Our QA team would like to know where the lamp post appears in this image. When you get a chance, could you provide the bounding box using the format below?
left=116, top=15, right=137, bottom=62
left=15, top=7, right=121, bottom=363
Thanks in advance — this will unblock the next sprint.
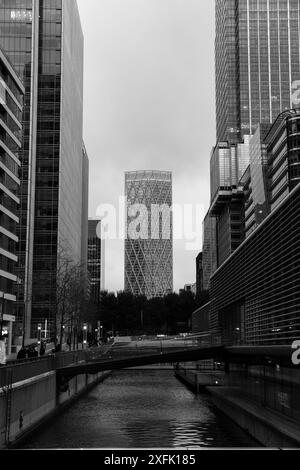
left=37, top=323, right=42, bottom=345
left=83, top=323, right=88, bottom=349
left=0, top=292, right=4, bottom=338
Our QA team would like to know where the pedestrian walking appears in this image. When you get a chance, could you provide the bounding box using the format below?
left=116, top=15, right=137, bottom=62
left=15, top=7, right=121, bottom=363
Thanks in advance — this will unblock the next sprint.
left=17, top=347, right=28, bottom=360
left=40, top=342, right=46, bottom=356
left=28, top=345, right=38, bottom=358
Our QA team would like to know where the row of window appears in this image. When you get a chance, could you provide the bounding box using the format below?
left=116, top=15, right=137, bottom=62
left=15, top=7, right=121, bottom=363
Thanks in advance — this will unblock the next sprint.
left=0, top=275, right=14, bottom=295
left=0, top=253, right=16, bottom=274
left=0, top=61, right=23, bottom=105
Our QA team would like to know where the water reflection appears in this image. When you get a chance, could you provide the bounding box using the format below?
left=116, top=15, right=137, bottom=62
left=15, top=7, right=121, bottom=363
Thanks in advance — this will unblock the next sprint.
left=22, top=370, right=258, bottom=448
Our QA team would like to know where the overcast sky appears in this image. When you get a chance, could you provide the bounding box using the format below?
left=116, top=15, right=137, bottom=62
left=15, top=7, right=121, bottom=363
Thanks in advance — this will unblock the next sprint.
left=77, top=0, right=216, bottom=293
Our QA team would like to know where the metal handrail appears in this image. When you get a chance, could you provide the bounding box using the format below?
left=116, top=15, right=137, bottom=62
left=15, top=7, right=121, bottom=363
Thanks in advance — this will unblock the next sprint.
left=0, top=348, right=97, bottom=387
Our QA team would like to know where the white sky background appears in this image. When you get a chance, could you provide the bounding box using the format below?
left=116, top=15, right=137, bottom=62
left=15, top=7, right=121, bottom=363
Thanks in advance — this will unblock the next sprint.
left=77, top=0, right=216, bottom=293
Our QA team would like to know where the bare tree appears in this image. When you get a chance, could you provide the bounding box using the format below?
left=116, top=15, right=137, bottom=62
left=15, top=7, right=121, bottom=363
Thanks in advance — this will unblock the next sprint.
left=54, top=247, right=88, bottom=350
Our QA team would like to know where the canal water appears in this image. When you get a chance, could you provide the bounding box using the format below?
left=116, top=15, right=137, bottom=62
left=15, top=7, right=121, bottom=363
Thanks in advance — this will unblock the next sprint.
left=21, top=370, right=258, bottom=448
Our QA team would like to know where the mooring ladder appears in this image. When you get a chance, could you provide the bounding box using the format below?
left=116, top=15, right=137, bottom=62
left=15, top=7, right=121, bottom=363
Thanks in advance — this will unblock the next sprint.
left=1, top=368, right=13, bottom=447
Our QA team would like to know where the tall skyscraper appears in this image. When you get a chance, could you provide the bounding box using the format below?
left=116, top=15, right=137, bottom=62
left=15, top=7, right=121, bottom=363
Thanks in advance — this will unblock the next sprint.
left=88, top=219, right=105, bottom=304
left=0, top=0, right=87, bottom=339
left=216, top=0, right=300, bottom=143
left=210, top=110, right=300, bottom=345
left=125, top=170, right=173, bottom=299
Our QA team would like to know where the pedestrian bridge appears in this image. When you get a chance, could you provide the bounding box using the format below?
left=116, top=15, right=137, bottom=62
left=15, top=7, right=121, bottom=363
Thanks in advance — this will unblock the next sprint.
left=0, top=335, right=295, bottom=390
left=56, top=336, right=296, bottom=386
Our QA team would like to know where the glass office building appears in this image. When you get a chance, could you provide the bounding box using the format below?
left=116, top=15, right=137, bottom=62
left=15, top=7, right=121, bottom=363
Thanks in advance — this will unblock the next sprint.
left=195, top=252, right=203, bottom=297
left=243, top=123, right=270, bottom=237
left=210, top=137, right=250, bottom=265
left=266, top=109, right=300, bottom=210
left=243, top=110, right=300, bottom=236
left=88, top=219, right=105, bottom=305
left=0, top=47, right=24, bottom=353
left=0, top=0, right=87, bottom=339
left=216, top=0, right=300, bottom=143
left=202, top=211, right=218, bottom=291
left=81, top=143, right=89, bottom=282
left=210, top=182, right=300, bottom=344
left=209, top=109, right=300, bottom=344
left=125, top=171, right=173, bottom=299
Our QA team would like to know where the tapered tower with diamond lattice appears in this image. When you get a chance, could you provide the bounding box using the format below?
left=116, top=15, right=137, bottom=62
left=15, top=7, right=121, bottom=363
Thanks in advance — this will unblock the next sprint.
left=125, top=171, right=173, bottom=298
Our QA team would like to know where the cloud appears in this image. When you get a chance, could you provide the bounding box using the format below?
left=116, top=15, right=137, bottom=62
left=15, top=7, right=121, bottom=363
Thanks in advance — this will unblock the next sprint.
left=77, top=0, right=215, bottom=292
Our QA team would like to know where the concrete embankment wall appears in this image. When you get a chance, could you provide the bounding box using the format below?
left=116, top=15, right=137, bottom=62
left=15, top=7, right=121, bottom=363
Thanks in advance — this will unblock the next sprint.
left=0, top=370, right=110, bottom=449
left=175, top=367, right=300, bottom=448
left=208, top=386, right=300, bottom=448
left=175, top=368, right=224, bottom=393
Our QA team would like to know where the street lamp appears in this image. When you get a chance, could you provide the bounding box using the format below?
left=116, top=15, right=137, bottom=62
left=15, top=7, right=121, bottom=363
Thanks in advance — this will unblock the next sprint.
left=37, top=324, right=42, bottom=345
left=0, top=292, right=5, bottom=338
left=83, top=324, right=88, bottom=348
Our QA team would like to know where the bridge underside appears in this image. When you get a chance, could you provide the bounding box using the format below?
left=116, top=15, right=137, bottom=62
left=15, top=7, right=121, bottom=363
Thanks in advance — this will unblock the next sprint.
left=56, top=345, right=296, bottom=384
left=57, top=346, right=225, bottom=380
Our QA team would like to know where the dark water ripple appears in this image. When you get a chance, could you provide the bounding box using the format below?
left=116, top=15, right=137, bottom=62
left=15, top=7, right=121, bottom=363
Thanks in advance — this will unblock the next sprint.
left=21, top=370, right=258, bottom=449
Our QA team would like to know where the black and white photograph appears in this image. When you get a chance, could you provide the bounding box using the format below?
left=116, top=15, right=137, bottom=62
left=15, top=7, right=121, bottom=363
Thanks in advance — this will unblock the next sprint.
left=0, top=0, right=300, bottom=454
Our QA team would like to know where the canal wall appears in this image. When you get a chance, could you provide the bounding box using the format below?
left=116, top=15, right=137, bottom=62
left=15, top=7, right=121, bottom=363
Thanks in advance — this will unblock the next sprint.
left=175, top=367, right=225, bottom=393
left=0, top=369, right=111, bottom=449
left=175, top=365, right=300, bottom=448
left=208, top=386, right=300, bottom=448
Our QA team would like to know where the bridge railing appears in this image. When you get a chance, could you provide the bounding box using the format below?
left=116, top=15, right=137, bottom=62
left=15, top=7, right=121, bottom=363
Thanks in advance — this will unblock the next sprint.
left=90, top=333, right=224, bottom=363
left=0, top=348, right=105, bottom=387
left=0, top=355, right=56, bottom=388
left=0, top=334, right=225, bottom=386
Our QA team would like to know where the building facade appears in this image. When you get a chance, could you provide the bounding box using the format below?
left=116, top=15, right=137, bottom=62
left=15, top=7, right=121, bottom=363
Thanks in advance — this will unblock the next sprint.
left=195, top=252, right=203, bottom=297
left=197, top=0, right=300, bottom=355
left=210, top=181, right=300, bottom=345
left=125, top=170, right=173, bottom=298
left=88, top=219, right=105, bottom=305
left=209, top=137, right=250, bottom=265
left=202, top=211, right=218, bottom=291
left=211, top=109, right=300, bottom=267
left=244, top=110, right=300, bottom=234
left=209, top=109, right=300, bottom=344
left=266, top=109, right=300, bottom=209
left=216, top=0, right=300, bottom=144
left=0, top=0, right=87, bottom=339
left=81, top=143, right=89, bottom=282
left=191, top=302, right=211, bottom=334
left=0, top=48, right=24, bottom=354
left=183, top=283, right=197, bottom=295
left=243, top=123, right=270, bottom=237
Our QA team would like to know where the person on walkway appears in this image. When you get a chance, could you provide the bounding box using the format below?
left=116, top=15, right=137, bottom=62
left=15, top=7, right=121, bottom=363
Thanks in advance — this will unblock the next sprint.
left=40, top=342, right=46, bottom=356
left=17, top=347, right=28, bottom=360
left=28, top=345, right=38, bottom=358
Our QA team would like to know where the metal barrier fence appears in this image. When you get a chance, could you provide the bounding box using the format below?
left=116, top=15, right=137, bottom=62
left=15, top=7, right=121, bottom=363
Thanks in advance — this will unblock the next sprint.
left=0, top=356, right=56, bottom=388
left=0, top=349, right=100, bottom=388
